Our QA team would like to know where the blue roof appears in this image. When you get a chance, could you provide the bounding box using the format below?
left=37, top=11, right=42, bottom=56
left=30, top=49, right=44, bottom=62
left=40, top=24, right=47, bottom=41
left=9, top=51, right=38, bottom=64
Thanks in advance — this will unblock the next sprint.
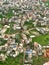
left=26, top=49, right=32, bottom=54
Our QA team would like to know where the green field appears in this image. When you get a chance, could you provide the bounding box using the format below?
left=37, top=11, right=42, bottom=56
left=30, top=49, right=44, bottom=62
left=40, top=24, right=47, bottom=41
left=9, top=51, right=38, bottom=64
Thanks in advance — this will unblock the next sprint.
left=32, top=34, right=49, bottom=46
left=0, top=53, right=23, bottom=65
left=33, top=56, right=49, bottom=65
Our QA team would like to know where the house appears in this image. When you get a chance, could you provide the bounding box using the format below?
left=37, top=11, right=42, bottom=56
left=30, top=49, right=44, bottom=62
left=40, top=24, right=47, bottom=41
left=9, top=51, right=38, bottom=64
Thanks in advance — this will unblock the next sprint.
left=1, top=45, right=7, bottom=51
left=40, top=21, right=47, bottom=26
left=3, top=34, right=10, bottom=40
left=24, top=48, right=33, bottom=65
left=42, top=0, right=47, bottom=2
left=0, top=54, right=7, bottom=61
left=18, top=43, right=23, bottom=53
left=34, top=42, right=42, bottom=55
left=43, top=62, right=49, bottom=65
left=36, top=27, right=49, bottom=34
left=30, top=35, right=35, bottom=38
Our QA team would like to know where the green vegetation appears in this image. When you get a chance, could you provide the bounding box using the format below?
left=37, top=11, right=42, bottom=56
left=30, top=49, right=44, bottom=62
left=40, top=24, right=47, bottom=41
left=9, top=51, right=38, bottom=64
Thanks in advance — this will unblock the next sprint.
left=24, top=20, right=34, bottom=29
left=5, top=10, right=14, bottom=19
left=33, top=56, right=49, bottom=65
left=32, top=34, right=49, bottom=46
left=0, top=15, right=4, bottom=18
left=45, top=0, right=49, bottom=6
left=15, top=33, right=22, bottom=43
left=0, top=24, right=3, bottom=28
left=5, top=28, right=16, bottom=34
left=0, top=38, right=7, bottom=46
left=0, top=53, right=23, bottom=65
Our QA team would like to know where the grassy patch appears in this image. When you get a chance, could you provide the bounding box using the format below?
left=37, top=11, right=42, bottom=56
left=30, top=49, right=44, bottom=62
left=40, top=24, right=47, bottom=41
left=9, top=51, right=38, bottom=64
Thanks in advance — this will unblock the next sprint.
left=33, top=56, right=49, bottom=65
left=32, top=34, right=49, bottom=45
left=0, top=38, right=7, bottom=46
left=0, top=53, right=23, bottom=65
